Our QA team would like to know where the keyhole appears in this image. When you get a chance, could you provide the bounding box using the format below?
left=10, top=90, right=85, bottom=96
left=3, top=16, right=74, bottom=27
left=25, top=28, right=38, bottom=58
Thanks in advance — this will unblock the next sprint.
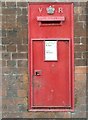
left=34, top=70, right=41, bottom=76
left=36, top=71, right=40, bottom=76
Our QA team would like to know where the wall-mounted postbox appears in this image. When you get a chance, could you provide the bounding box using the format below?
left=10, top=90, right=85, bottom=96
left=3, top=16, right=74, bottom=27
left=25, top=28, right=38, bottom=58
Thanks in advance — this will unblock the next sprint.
left=28, top=3, right=74, bottom=111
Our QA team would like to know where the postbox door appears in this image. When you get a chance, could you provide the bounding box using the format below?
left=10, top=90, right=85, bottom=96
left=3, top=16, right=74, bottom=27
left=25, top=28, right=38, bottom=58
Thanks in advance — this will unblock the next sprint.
left=31, top=39, right=71, bottom=108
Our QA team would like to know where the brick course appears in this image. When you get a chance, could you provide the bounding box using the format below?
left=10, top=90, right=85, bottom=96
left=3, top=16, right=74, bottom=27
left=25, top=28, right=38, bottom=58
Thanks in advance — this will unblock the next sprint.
left=1, top=1, right=87, bottom=119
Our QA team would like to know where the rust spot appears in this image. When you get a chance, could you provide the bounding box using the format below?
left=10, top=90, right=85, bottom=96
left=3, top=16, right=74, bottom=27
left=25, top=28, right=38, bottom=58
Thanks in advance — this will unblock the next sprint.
left=33, top=80, right=42, bottom=89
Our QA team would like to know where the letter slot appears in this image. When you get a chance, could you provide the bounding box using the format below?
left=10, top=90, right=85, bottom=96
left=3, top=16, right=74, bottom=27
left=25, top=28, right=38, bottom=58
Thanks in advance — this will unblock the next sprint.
left=37, top=16, right=65, bottom=25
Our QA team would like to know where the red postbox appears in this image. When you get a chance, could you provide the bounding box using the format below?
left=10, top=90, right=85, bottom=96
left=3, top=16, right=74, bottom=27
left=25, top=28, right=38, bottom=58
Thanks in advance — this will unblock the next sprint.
left=28, top=3, right=74, bottom=111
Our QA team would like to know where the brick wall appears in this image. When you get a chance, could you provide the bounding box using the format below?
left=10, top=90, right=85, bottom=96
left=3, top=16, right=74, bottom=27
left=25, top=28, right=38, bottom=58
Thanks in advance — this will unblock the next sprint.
left=1, top=2, right=88, bottom=118
left=74, top=2, right=86, bottom=66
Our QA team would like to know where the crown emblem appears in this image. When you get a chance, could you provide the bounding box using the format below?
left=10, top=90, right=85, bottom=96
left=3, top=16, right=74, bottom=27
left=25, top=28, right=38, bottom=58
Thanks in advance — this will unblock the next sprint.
left=46, top=6, right=55, bottom=14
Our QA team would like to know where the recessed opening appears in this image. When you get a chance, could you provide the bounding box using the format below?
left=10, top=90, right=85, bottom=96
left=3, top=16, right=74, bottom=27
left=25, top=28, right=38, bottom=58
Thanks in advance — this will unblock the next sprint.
left=40, top=21, right=62, bottom=26
left=32, top=106, right=71, bottom=109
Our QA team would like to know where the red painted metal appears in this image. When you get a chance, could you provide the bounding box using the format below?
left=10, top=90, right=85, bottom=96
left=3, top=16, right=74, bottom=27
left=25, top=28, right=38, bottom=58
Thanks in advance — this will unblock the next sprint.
left=37, top=16, right=65, bottom=21
left=28, top=2, right=74, bottom=111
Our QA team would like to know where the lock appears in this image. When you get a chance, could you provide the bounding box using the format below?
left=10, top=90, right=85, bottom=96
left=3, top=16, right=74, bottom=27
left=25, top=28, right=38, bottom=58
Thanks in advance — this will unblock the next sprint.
left=34, top=70, right=41, bottom=76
